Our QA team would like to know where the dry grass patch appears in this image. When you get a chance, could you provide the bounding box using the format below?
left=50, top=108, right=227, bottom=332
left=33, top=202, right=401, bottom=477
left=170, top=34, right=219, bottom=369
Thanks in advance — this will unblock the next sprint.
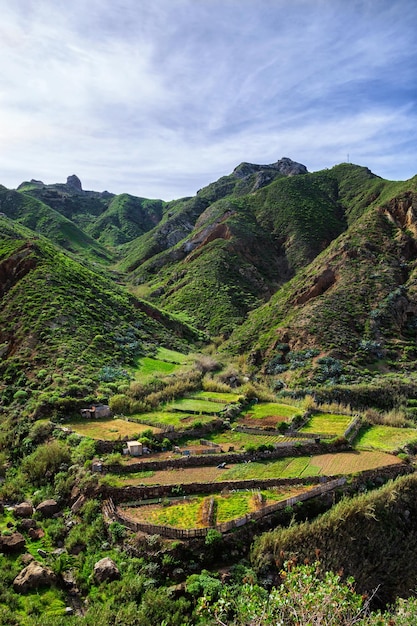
left=65, top=418, right=161, bottom=440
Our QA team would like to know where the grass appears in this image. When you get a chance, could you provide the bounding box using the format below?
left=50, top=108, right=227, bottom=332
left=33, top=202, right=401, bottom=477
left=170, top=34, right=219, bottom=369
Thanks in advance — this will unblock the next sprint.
left=241, top=402, right=303, bottom=421
left=354, top=424, right=417, bottom=452
left=64, top=418, right=161, bottom=439
left=135, top=357, right=181, bottom=379
left=129, top=410, right=217, bottom=429
left=180, top=430, right=300, bottom=451
left=156, top=347, right=193, bottom=364
left=299, top=413, right=353, bottom=436
left=189, top=390, right=243, bottom=403
left=166, top=397, right=227, bottom=413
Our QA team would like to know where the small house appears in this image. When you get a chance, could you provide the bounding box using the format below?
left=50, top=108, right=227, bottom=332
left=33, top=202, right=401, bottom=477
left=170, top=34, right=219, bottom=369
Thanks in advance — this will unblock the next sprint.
left=127, top=441, right=143, bottom=457
left=80, top=404, right=111, bottom=419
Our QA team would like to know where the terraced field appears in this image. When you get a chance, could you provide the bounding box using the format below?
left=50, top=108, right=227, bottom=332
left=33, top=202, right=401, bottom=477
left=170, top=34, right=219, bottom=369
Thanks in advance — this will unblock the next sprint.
left=107, top=450, right=401, bottom=487
left=354, top=424, right=417, bottom=452
left=129, top=410, right=218, bottom=429
left=64, top=418, right=161, bottom=439
left=299, top=412, right=353, bottom=436
left=180, top=430, right=304, bottom=451
left=121, top=485, right=314, bottom=528
left=167, top=397, right=228, bottom=413
left=238, top=402, right=303, bottom=428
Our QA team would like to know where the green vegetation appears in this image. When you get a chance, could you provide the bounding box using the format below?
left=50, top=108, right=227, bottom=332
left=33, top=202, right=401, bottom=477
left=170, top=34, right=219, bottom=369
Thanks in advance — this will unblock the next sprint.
left=2, top=163, right=417, bottom=624
left=166, top=397, right=227, bottom=413
left=299, top=412, right=353, bottom=436
left=354, top=424, right=417, bottom=452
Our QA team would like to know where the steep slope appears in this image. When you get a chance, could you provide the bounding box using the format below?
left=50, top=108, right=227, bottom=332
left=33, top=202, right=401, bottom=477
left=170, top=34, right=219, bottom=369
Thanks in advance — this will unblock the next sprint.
left=0, top=218, right=202, bottom=419
left=0, top=185, right=112, bottom=263
left=17, top=176, right=165, bottom=251
left=226, top=174, right=417, bottom=390
left=87, top=194, right=164, bottom=246
left=121, top=163, right=382, bottom=336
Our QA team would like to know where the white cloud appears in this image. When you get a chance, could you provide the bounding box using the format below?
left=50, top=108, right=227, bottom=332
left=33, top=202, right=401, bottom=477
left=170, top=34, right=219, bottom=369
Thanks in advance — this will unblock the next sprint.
left=0, top=0, right=416, bottom=198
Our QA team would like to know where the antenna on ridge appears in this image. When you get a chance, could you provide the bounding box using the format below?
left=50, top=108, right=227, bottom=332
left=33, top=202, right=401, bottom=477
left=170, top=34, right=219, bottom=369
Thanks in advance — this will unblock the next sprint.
left=347, top=153, right=350, bottom=163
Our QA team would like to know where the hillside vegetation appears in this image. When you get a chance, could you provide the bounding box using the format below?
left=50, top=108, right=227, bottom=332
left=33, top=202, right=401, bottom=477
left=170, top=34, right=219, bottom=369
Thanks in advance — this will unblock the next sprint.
left=3, top=161, right=417, bottom=624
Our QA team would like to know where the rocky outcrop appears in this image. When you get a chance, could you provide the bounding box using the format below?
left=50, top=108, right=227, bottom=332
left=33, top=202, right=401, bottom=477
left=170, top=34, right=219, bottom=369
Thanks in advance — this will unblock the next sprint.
left=14, top=502, right=34, bottom=518
left=66, top=174, right=82, bottom=191
left=294, top=268, right=336, bottom=305
left=0, top=532, right=26, bottom=553
left=35, top=499, right=59, bottom=517
left=233, top=157, right=308, bottom=180
left=13, top=561, right=56, bottom=593
left=93, top=557, right=120, bottom=583
left=0, top=244, right=38, bottom=300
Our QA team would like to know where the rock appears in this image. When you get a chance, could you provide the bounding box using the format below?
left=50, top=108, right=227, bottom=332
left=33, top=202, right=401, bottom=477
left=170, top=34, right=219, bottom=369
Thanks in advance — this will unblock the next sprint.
left=29, top=528, right=45, bottom=541
left=13, top=561, right=56, bottom=593
left=20, top=553, right=34, bottom=566
left=14, top=502, right=34, bottom=518
left=36, top=499, right=59, bottom=517
left=93, top=557, right=120, bottom=584
left=37, top=548, right=48, bottom=558
left=0, top=532, right=26, bottom=553
left=18, top=519, right=37, bottom=531
left=66, top=174, right=82, bottom=191
left=71, top=495, right=86, bottom=515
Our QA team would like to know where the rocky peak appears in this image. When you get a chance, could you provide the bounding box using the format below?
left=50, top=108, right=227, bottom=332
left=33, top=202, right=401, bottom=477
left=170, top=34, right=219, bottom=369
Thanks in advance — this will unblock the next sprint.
left=66, top=174, right=82, bottom=191
left=232, top=157, right=307, bottom=180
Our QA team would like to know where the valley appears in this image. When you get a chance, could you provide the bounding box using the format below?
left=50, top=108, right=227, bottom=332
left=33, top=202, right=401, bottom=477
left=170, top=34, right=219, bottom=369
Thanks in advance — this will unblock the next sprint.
left=2, top=160, right=417, bottom=623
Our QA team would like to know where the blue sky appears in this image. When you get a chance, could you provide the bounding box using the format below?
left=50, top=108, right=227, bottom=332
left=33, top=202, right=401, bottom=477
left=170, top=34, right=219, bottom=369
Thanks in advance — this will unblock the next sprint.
left=1, top=0, right=416, bottom=199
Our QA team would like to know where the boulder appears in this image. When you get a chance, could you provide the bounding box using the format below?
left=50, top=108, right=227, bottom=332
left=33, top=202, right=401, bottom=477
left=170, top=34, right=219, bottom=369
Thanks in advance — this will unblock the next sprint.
left=14, top=502, right=34, bottom=518
left=36, top=499, right=59, bottom=517
left=13, top=561, right=56, bottom=593
left=93, top=557, right=120, bottom=584
left=29, top=528, right=45, bottom=541
left=0, top=532, right=26, bottom=553
left=20, top=553, right=34, bottom=566
left=18, top=519, right=37, bottom=531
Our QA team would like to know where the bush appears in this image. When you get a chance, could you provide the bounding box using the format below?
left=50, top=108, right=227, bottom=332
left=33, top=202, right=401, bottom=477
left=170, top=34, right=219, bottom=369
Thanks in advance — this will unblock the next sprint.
left=22, top=441, right=71, bottom=486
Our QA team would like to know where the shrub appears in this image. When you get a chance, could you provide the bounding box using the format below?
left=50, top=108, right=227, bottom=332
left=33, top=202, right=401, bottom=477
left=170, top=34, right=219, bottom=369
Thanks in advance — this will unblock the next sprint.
left=22, top=440, right=71, bottom=486
left=205, top=528, right=222, bottom=547
left=194, top=355, right=222, bottom=373
left=109, top=393, right=131, bottom=414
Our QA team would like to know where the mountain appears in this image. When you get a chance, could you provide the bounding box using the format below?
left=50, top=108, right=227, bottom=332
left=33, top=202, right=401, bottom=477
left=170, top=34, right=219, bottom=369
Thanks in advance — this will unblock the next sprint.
left=4, top=159, right=417, bottom=397
left=0, top=218, right=202, bottom=420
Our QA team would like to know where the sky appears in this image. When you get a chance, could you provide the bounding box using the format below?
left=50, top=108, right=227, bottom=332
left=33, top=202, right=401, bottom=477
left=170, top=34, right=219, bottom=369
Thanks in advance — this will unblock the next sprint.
left=1, top=0, right=417, bottom=200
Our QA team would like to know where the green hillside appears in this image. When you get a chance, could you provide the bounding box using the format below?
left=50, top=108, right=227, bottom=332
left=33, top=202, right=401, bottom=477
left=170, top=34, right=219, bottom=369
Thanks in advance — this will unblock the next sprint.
left=0, top=218, right=201, bottom=421
left=0, top=186, right=112, bottom=263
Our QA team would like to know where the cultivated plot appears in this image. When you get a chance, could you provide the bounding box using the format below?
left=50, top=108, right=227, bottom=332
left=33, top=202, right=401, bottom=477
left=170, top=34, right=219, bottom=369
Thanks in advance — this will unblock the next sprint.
left=299, top=412, right=352, bottom=436
left=354, top=425, right=417, bottom=452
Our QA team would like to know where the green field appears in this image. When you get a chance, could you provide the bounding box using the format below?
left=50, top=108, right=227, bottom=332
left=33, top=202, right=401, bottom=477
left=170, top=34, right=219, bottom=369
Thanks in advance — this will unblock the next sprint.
left=129, top=410, right=217, bottom=429
left=181, top=430, right=301, bottom=451
left=241, top=402, right=302, bottom=420
left=299, top=412, right=353, bottom=436
left=354, top=425, right=417, bottom=452
left=166, top=397, right=227, bottom=413
left=133, top=347, right=193, bottom=381
left=122, top=486, right=310, bottom=528
left=64, top=418, right=161, bottom=440
left=135, top=357, right=180, bottom=379
left=189, top=390, right=243, bottom=403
